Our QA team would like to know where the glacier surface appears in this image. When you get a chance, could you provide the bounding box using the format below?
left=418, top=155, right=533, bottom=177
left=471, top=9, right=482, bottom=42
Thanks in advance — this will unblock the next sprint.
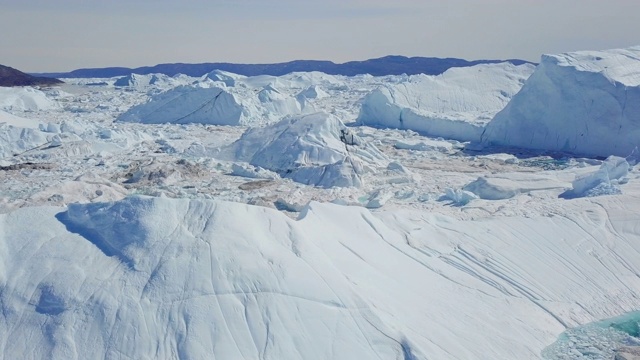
left=2, top=48, right=640, bottom=359
left=3, top=195, right=640, bottom=359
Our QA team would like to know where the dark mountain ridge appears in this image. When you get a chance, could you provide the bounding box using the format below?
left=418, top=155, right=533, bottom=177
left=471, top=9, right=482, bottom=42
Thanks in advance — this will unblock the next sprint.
left=34, top=55, right=534, bottom=79
left=0, top=64, right=63, bottom=87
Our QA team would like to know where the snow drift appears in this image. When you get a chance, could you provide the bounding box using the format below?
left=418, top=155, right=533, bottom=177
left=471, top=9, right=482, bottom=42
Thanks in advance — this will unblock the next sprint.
left=481, top=46, right=640, bottom=158
left=356, top=62, right=534, bottom=142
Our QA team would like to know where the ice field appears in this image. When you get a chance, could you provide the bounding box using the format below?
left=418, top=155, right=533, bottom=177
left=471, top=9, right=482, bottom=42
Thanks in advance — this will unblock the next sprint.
left=2, top=47, right=640, bottom=359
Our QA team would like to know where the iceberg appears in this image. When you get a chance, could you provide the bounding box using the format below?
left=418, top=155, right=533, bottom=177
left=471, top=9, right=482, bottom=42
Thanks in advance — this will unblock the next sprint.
left=482, top=46, right=640, bottom=158
left=357, top=62, right=534, bottom=141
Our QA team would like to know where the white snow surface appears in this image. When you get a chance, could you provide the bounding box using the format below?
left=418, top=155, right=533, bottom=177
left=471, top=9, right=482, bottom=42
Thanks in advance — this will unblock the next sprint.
left=117, top=71, right=355, bottom=127
left=481, top=46, right=640, bottom=157
left=0, top=87, right=60, bottom=111
left=113, top=73, right=191, bottom=90
left=218, top=112, right=387, bottom=188
left=357, top=62, right=535, bottom=141
left=563, top=156, right=630, bottom=198
left=4, top=194, right=640, bottom=359
left=3, top=49, right=640, bottom=359
left=118, top=85, right=246, bottom=126
left=297, top=85, right=328, bottom=100
left=117, top=83, right=306, bottom=126
left=0, top=110, right=40, bottom=129
left=203, top=69, right=246, bottom=87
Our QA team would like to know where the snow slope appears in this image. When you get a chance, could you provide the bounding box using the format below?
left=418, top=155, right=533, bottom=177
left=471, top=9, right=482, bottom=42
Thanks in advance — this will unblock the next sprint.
left=204, top=69, right=245, bottom=87
left=357, top=62, right=535, bottom=141
left=0, top=110, right=40, bottom=129
left=114, top=73, right=190, bottom=90
left=481, top=47, right=640, bottom=157
left=3, top=195, right=640, bottom=359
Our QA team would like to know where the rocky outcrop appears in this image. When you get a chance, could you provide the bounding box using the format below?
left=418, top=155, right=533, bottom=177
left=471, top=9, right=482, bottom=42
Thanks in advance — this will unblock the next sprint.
left=0, top=64, right=63, bottom=87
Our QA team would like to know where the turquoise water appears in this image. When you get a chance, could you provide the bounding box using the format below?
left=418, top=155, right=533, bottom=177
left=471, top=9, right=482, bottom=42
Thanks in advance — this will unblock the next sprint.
left=542, top=311, right=640, bottom=359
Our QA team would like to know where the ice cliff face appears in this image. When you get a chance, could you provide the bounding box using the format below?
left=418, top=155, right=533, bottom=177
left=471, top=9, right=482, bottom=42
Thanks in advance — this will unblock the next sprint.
left=482, top=46, right=640, bottom=158
left=356, top=62, right=534, bottom=142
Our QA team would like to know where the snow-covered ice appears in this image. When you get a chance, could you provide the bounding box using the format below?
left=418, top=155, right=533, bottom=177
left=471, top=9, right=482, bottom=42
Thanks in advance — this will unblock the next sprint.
left=561, top=156, right=630, bottom=198
left=0, top=110, right=40, bottom=129
left=217, top=112, right=387, bottom=188
left=5, top=194, right=640, bottom=359
left=2, top=48, right=640, bottom=359
left=482, top=46, right=640, bottom=158
left=118, top=85, right=247, bottom=126
left=0, top=86, right=59, bottom=111
left=113, top=73, right=191, bottom=91
left=357, top=62, right=535, bottom=141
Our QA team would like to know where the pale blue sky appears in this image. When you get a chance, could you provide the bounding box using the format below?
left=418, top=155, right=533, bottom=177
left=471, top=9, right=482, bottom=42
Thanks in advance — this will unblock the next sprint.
left=1, top=0, right=638, bottom=72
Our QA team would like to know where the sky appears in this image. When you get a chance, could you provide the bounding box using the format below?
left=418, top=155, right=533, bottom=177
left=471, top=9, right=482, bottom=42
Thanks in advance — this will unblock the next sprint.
left=1, top=0, right=639, bottom=72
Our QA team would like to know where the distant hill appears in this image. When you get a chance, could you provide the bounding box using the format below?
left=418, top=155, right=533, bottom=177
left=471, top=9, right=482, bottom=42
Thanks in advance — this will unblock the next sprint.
left=34, top=56, right=534, bottom=78
left=0, top=64, right=63, bottom=87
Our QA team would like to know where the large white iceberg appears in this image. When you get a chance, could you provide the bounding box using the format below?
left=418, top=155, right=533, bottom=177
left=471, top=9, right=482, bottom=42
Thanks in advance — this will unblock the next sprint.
left=220, top=112, right=387, bottom=187
left=481, top=46, right=640, bottom=158
left=117, top=83, right=308, bottom=126
left=356, top=62, right=535, bottom=142
left=117, top=85, right=245, bottom=125
left=0, top=110, right=40, bottom=129
left=0, top=87, right=59, bottom=111
left=113, top=73, right=190, bottom=90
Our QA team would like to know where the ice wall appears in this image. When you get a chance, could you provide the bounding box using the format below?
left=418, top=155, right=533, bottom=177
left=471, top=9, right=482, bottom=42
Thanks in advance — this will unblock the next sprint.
left=481, top=47, right=640, bottom=157
left=356, top=63, right=534, bottom=142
